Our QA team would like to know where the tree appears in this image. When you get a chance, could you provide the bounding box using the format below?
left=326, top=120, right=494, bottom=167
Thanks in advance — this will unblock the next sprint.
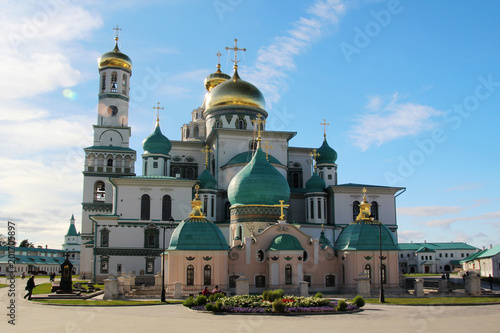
left=19, top=239, right=35, bottom=248
left=0, top=234, right=15, bottom=246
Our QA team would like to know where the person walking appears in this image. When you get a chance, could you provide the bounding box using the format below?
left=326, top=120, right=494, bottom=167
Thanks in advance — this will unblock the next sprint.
left=24, top=275, right=36, bottom=300
left=488, top=274, right=493, bottom=290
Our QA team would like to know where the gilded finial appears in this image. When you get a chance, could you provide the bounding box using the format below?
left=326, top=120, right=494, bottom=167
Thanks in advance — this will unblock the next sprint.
left=194, top=184, right=200, bottom=199
left=355, top=188, right=372, bottom=222
left=310, top=149, right=320, bottom=172
left=113, top=25, right=122, bottom=42
left=320, top=119, right=330, bottom=140
left=189, top=184, right=205, bottom=218
left=263, top=141, right=273, bottom=161
left=274, top=200, right=290, bottom=221
left=321, top=224, right=324, bottom=231
left=251, top=114, right=266, bottom=142
left=201, top=145, right=213, bottom=168
left=225, top=38, right=246, bottom=70
left=215, top=51, right=222, bottom=72
left=152, top=102, right=164, bottom=123
left=362, top=187, right=367, bottom=202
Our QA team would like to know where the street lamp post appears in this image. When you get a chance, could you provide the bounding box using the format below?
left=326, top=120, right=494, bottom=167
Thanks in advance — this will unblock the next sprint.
left=161, top=217, right=175, bottom=302
left=371, top=215, right=385, bottom=303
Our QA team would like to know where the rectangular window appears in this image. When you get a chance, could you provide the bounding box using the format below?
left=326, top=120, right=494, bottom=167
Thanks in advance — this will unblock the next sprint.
left=445, top=253, right=448, bottom=258
left=430, top=256, right=432, bottom=260
left=450, top=253, right=453, bottom=257
left=310, top=200, right=314, bottom=219
left=461, top=253, right=464, bottom=257
left=146, top=258, right=154, bottom=274
left=100, top=258, right=109, bottom=274
left=425, top=256, right=428, bottom=260
left=400, top=254, right=403, bottom=258
left=439, top=253, right=442, bottom=258
left=255, top=275, right=266, bottom=288
left=317, top=199, right=321, bottom=219
left=421, top=256, right=424, bottom=260
left=153, top=161, right=158, bottom=168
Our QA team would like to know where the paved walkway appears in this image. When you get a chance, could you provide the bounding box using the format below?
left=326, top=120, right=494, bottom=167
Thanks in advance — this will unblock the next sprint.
left=2, top=277, right=499, bottom=333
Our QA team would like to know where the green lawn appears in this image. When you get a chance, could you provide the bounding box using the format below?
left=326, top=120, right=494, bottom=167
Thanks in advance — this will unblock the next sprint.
left=32, top=283, right=53, bottom=294
left=364, top=297, right=500, bottom=305
left=0, top=284, right=8, bottom=288
left=32, top=299, right=183, bottom=306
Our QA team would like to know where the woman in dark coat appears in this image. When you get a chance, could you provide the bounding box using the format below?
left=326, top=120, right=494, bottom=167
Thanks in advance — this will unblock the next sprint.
left=24, top=276, right=36, bottom=300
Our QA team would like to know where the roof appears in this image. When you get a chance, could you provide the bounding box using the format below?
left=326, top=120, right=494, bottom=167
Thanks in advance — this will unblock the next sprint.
left=267, top=234, right=304, bottom=251
left=85, top=145, right=135, bottom=152
left=336, top=183, right=403, bottom=189
left=0, top=246, right=65, bottom=253
left=222, top=151, right=283, bottom=168
left=398, top=242, right=478, bottom=251
left=305, top=173, right=326, bottom=193
left=477, top=244, right=500, bottom=259
left=168, top=216, right=229, bottom=251
left=197, top=169, right=217, bottom=190
left=66, top=223, right=79, bottom=237
left=420, top=261, right=435, bottom=265
left=0, top=255, right=77, bottom=266
left=335, top=221, right=399, bottom=251
left=414, top=246, right=436, bottom=253
left=142, top=120, right=172, bottom=155
left=450, top=260, right=461, bottom=265
left=316, top=139, right=337, bottom=164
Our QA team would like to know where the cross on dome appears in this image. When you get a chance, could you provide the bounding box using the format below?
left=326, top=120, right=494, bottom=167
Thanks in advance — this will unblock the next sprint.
left=274, top=200, right=289, bottom=221
left=320, top=118, right=330, bottom=139
left=263, top=141, right=273, bottom=161
left=113, top=25, right=122, bottom=42
left=310, top=148, right=320, bottom=172
left=201, top=145, right=213, bottom=168
left=152, top=102, right=164, bottom=122
left=225, top=38, right=246, bottom=69
left=251, top=114, right=266, bottom=142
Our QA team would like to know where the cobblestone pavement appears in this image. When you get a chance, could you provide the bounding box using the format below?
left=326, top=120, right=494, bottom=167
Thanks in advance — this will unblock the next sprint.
left=2, top=277, right=499, bottom=333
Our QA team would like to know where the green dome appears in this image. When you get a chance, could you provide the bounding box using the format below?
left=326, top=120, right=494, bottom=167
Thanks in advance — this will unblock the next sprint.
left=142, top=120, right=171, bottom=155
left=223, top=151, right=283, bottom=167
left=168, top=216, right=229, bottom=251
left=335, top=221, right=399, bottom=251
left=305, top=172, right=326, bottom=193
left=228, top=146, right=290, bottom=206
left=316, top=139, right=337, bottom=164
left=319, top=230, right=333, bottom=249
left=197, top=169, right=217, bottom=190
left=267, top=234, right=304, bottom=251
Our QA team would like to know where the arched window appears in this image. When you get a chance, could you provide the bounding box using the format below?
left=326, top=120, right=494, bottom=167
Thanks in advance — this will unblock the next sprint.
left=186, top=265, right=194, bottom=286
left=111, top=71, right=117, bottom=92
left=203, top=196, right=208, bottom=214
left=292, top=172, right=300, bottom=188
left=237, top=119, right=245, bottom=129
left=185, top=128, right=190, bottom=138
left=249, top=140, right=258, bottom=151
left=107, top=159, right=113, bottom=167
left=173, top=167, right=181, bottom=178
left=122, top=73, right=127, bottom=94
left=204, top=265, right=211, bottom=286
left=317, top=199, right=322, bottom=219
left=101, top=73, right=106, bottom=92
left=364, top=264, right=372, bottom=283
left=255, top=275, right=266, bottom=288
left=325, top=274, right=335, bottom=287
left=162, top=195, right=172, bottom=221
left=319, top=171, right=324, bottom=179
left=214, top=119, right=223, bottom=128
left=94, top=181, right=105, bottom=202
left=237, top=225, right=243, bottom=240
left=353, top=201, right=360, bottom=221
left=371, top=201, right=379, bottom=220
left=186, top=167, right=195, bottom=180
left=310, top=200, right=314, bottom=219
left=140, top=194, right=150, bottom=220
left=285, top=264, right=292, bottom=285
left=225, top=202, right=231, bottom=220
left=100, top=228, right=109, bottom=247
left=381, top=264, right=386, bottom=284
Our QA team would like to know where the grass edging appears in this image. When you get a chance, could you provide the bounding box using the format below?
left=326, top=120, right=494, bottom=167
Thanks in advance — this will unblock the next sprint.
left=364, top=297, right=500, bottom=306
left=31, top=299, right=183, bottom=306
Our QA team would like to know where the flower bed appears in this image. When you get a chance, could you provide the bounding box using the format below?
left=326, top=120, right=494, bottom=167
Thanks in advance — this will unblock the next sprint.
left=184, top=292, right=363, bottom=314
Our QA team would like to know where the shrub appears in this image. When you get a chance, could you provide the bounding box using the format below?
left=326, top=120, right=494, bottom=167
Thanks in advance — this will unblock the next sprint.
left=314, top=292, right=323, bottom=298
left=194, top=295, right=207, bottom=306
left=336, top=299, right=348, bottom=311
left=262, top=290, right=270, bottom=301
left=352, top=295, right=365, bottom=308
left=215, top=300, right=223, bottom=312
left=208, top=292, right=225, bottom=302
left=267, top=289, right=285, bottom=302
left=272, top=298, right=286, bottom=313
left=183, top=296, right=194, bottom=308
left=205, top=303, right=216, bottom=312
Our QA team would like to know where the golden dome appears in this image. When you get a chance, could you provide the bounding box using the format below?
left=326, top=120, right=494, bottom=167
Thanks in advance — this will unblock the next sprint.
left=204, top=68, right=266, bottom=114
left=98, top=42, right=132, bottom=71
left=204, top=64, right=230, bottom=91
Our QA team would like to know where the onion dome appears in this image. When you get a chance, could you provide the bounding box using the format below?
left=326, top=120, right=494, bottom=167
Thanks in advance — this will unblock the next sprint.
left=267, top=234, right=304, bottom=251
left=316, top=139, right=337, bottom=164
left=204, top=63, right=230, bottom=92
left=204, top=68, right=266, bottom=115
left=305, top=172, right=326, bottom=193
left=319, top=230, right=333, bottom=250
left=98, top=41, right=132, bottom=71
left=197, top=169, right=217, bottom=190
left=168, top=192, right=229, bottom=251
left=334, top=220, right=399, bottom=251
left=228, top=144, right=290, bottom=206
left=142, top=119, right=171, bottom=155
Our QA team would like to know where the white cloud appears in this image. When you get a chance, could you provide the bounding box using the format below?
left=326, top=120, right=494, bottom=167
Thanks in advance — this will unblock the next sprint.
left=350, top=93, right=444, bottom=151
left=244, top=0, right=347, bottom=108
left=0, top=1, right=103, bottom=99
left=424, top=211, right=500, bottom=228
left=398, top=230, right=427, bottom=243
left=444, top=182, right=482, bottom=192
left=398, top=206, right=464, bottom=217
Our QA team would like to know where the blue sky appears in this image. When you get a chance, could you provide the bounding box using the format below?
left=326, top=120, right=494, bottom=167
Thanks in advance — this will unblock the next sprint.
left=1, top=0, right=499, bottom=249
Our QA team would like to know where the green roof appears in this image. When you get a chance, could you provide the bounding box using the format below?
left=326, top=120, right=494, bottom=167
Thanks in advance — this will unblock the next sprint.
left=414, top=246, right=436, bottom=253
left=477, top=244, right=500, bottom=259
left=335, top=221, right=399, bottom=251
left=228, top=146, right=290, bottom=206
left=398, top=242, right=478, bottom=251
left=197, top=169, right=217, bottom=189
left=142, top=120, right=171, bottom=155
left=305, top=173, right=326, bottom=193
left=450, top=260, right=461, bottom=265
left=316, top=139, right=337, bottom=164
left=267, top=234, right=304, bottom=251
left=222, top=151, right=283, bottom=167
left=168, top=216, right=229, bottom=251
left=66, top=215, right=79, bottom=237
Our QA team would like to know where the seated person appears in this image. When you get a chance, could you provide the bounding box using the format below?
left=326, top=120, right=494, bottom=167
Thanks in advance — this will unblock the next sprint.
left=202, top=286, right=210, bottom=296
left=212, top=285, right=221, bottom=294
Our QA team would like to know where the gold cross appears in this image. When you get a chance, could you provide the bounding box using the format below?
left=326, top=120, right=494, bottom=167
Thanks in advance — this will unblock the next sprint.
left=263, top=141, right=273, bottom=161
left=274, top=200, right=290, bottom=220
left=225, top=38, right=246, bottom=69
left=251, top=114, right=266, bottom=142
left=362, top=187, right=367, bottom=201
left=201, top=145, right=213, bottom=168
left=113, top=25, right=122, bottom=41
left=320, top=118, right=330, bottom=139
left=152, top=102, right=164, bottom=122
left=194, top=184, right=200, bottom=199
left=310, top=148, right=320, bottom=172
left=215, top=51, right=222, bottom=64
